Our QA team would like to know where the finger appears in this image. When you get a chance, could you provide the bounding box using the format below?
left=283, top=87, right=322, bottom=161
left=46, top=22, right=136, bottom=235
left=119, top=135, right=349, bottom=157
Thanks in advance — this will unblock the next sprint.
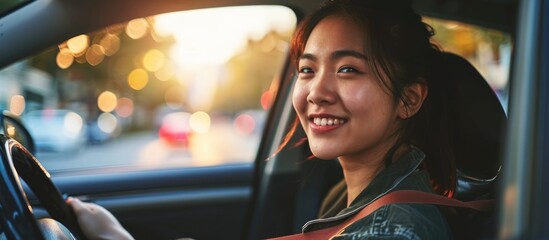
left=68, top=197, right=90, bottom=213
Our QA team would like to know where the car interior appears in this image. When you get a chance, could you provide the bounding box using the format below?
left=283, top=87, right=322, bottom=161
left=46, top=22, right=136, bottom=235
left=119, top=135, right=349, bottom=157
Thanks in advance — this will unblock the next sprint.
left=2, top=0, right=548, bottom=239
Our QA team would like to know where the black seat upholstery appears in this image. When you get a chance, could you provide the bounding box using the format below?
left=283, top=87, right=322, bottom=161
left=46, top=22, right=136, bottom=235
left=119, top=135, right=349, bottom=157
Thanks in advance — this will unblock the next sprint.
left=437, top=52, right=507, bottom=201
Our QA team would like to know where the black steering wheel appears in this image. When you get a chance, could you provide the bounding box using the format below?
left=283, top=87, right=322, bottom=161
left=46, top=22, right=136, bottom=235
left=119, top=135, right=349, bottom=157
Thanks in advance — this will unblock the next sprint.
left=0, top=132, right=86, bottom=238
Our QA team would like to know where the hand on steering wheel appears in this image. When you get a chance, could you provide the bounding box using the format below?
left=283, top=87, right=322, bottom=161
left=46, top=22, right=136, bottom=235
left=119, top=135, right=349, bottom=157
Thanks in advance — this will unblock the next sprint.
left=67, top=197, right=134, bottom=240
left=0, top=135, right=86, bottom=239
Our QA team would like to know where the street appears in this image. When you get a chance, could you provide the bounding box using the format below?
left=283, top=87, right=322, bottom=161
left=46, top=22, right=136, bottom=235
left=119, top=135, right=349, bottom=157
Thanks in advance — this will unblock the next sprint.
left=37, top=121, right=260, bottom=173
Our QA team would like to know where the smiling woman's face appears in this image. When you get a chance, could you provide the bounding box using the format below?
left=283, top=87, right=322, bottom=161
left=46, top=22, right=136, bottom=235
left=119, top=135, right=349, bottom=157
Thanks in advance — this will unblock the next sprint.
left=292, top=14, right=405, bottom=162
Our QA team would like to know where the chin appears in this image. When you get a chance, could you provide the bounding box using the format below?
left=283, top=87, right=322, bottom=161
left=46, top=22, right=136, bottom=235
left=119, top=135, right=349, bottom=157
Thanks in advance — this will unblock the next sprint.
left=310, top=148, right=339, bottom=160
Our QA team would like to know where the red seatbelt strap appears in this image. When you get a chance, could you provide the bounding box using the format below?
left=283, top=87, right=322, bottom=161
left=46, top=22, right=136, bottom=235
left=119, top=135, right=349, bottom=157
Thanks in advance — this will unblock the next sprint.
left=268, top=190, right=494, bottom=240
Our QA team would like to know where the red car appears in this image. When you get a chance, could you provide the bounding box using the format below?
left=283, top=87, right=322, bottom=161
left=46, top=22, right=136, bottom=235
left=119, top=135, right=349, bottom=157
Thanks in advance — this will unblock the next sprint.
left=158, top=112, right=192, bottom=146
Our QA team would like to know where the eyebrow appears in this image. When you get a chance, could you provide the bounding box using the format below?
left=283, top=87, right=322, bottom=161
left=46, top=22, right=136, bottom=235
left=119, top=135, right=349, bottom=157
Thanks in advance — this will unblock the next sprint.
left=300, top=53, right=317, bottom=61
left=300, top=50, right=368, bottom=62
left=332, top=50, right=368, bottom=61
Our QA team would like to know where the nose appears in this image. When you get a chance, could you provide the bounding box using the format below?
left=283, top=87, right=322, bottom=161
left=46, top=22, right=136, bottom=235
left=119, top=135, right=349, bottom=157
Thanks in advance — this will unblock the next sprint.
left=307, top=71, right=337, bottom=106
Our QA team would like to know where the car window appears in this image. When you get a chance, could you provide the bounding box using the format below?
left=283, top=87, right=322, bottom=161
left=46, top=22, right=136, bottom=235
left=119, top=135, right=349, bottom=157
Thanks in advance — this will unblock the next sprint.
left=0, top=5, right=296, bottom=174
left=426, top=17, right=512, bottom=114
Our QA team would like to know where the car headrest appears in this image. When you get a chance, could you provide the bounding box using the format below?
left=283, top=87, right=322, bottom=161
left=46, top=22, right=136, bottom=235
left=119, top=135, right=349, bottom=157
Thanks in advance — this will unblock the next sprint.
left=437, top=52, right=507, bottom=200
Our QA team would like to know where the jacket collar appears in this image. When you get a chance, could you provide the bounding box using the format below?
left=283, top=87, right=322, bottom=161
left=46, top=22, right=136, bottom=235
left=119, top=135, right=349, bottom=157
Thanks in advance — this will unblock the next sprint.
left=302, top=146, right=426, bottom=232
left=341, top=146, right=425, bottom=214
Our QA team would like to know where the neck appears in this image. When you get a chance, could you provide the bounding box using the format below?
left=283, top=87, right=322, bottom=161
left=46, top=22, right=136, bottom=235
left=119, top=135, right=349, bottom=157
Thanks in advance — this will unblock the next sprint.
left=340, top=143, right=411, bottom=206
left=341, top=158, right=384, bottom=207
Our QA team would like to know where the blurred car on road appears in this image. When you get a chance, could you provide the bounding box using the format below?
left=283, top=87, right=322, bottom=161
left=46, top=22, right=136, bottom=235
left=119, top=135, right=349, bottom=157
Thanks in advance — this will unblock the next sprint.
left=22, top=109, right=86, bottom=153
left=86, top=119, right=114, bottom=144
left=158, top=111, right=192, bottom=147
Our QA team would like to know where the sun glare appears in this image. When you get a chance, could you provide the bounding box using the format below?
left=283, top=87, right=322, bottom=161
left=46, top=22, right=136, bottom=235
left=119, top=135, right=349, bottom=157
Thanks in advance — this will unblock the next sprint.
left=154, top=6, right=296, bottom=67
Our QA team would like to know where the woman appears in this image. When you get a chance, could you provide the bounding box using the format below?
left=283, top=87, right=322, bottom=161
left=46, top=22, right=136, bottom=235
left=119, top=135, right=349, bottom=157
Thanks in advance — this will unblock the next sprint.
left=69, top=0, right=456, bottom=239
left=281, top=0, right=455, bottom=238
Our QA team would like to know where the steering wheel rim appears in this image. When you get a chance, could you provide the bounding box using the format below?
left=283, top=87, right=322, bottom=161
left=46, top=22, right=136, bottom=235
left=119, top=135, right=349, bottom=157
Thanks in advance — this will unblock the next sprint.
left=0, top=135, right=85, bottom=239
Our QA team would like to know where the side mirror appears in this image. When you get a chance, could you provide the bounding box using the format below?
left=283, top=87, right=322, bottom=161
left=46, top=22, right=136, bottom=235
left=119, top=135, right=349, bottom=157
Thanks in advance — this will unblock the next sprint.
left=1, top=111, right=35, bottom=154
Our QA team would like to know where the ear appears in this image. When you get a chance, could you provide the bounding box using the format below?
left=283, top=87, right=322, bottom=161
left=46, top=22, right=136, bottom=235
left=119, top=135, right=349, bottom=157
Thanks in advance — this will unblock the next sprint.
left=397, top=81, right=428, bottom=119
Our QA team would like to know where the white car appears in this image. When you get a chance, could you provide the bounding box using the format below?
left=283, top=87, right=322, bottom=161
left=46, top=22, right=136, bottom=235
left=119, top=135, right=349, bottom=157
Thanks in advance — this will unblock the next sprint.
left=23, top=109, right=86, bottom=153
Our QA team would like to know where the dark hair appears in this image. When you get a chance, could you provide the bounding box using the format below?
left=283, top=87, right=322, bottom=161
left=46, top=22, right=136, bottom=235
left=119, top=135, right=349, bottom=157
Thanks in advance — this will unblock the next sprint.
left=280, top=0, right=456, bottom=197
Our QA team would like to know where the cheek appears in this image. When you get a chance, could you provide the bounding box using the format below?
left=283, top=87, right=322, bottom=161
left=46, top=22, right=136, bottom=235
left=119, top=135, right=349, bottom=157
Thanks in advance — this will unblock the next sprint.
left=340, top=85, right=370, bottom=109
left=340, top=82, right=394, bottom=115
left=292, top=82, right=311, bottom=130
left=292, top=82, right=307, bottom=113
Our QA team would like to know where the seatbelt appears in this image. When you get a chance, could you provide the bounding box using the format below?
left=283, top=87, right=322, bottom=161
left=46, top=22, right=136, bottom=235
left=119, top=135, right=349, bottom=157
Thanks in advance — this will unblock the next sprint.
left=268, top=190, right=494, bottom=240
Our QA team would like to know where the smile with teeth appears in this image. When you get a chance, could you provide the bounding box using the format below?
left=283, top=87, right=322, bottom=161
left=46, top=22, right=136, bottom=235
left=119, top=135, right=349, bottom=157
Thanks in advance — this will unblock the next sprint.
left=313, top=117, right=346, bottom=126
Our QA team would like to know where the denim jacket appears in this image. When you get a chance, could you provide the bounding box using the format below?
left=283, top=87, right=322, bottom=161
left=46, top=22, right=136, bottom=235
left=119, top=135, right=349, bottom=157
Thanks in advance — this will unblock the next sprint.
left=302, top=147, right=451, bottom=240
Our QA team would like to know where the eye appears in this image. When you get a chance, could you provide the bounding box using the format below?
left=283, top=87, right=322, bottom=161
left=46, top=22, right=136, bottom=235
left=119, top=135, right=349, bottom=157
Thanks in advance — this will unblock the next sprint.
left=338, top=66, right=358, bottom=73
left=298, top=67, right=314, bottom=74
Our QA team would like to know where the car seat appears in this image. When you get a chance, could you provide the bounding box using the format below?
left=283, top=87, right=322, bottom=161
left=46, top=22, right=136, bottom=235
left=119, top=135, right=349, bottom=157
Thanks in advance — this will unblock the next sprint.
left=438, top=52, right=507, bottom=201
left=429, top=52, right=507, bottom=239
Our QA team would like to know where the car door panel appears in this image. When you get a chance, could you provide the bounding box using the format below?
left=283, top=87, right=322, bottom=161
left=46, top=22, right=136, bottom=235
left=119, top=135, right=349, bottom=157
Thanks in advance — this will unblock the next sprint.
left=28, top=163, right=252, bottom=240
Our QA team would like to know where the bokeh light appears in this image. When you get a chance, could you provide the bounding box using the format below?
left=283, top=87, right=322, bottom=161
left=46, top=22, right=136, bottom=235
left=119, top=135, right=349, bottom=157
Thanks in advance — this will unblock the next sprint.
left=115, top=97, right=134, bottom=118
left=234, top=113, right=255, bottom=135
left=64, top=112, right=84, bottom=135
left=9, top=95, right=25, bottom=116
left=67, top=34, right=89, bottom=57
left=154, top=59, right=175, bottom=81
left=143, top=49, right=165, bottom=72
left=56, top=48, right=74, bottom=69
left=86, top=44, right=106, bottom=66
left=128, top=68, right=149, bottom=90
left=97, top=91, right=118, bottom=113
left=260, top=90, right=274, bottom=110
left=100, top=34, right=121, bottom=56
left=98, top=112, right=118, bottom=134
left=75, top=54, right=87, bottom=64
left=126, top=18, right=149, bottom=39
left=189, top=111, right=211, bottom=133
